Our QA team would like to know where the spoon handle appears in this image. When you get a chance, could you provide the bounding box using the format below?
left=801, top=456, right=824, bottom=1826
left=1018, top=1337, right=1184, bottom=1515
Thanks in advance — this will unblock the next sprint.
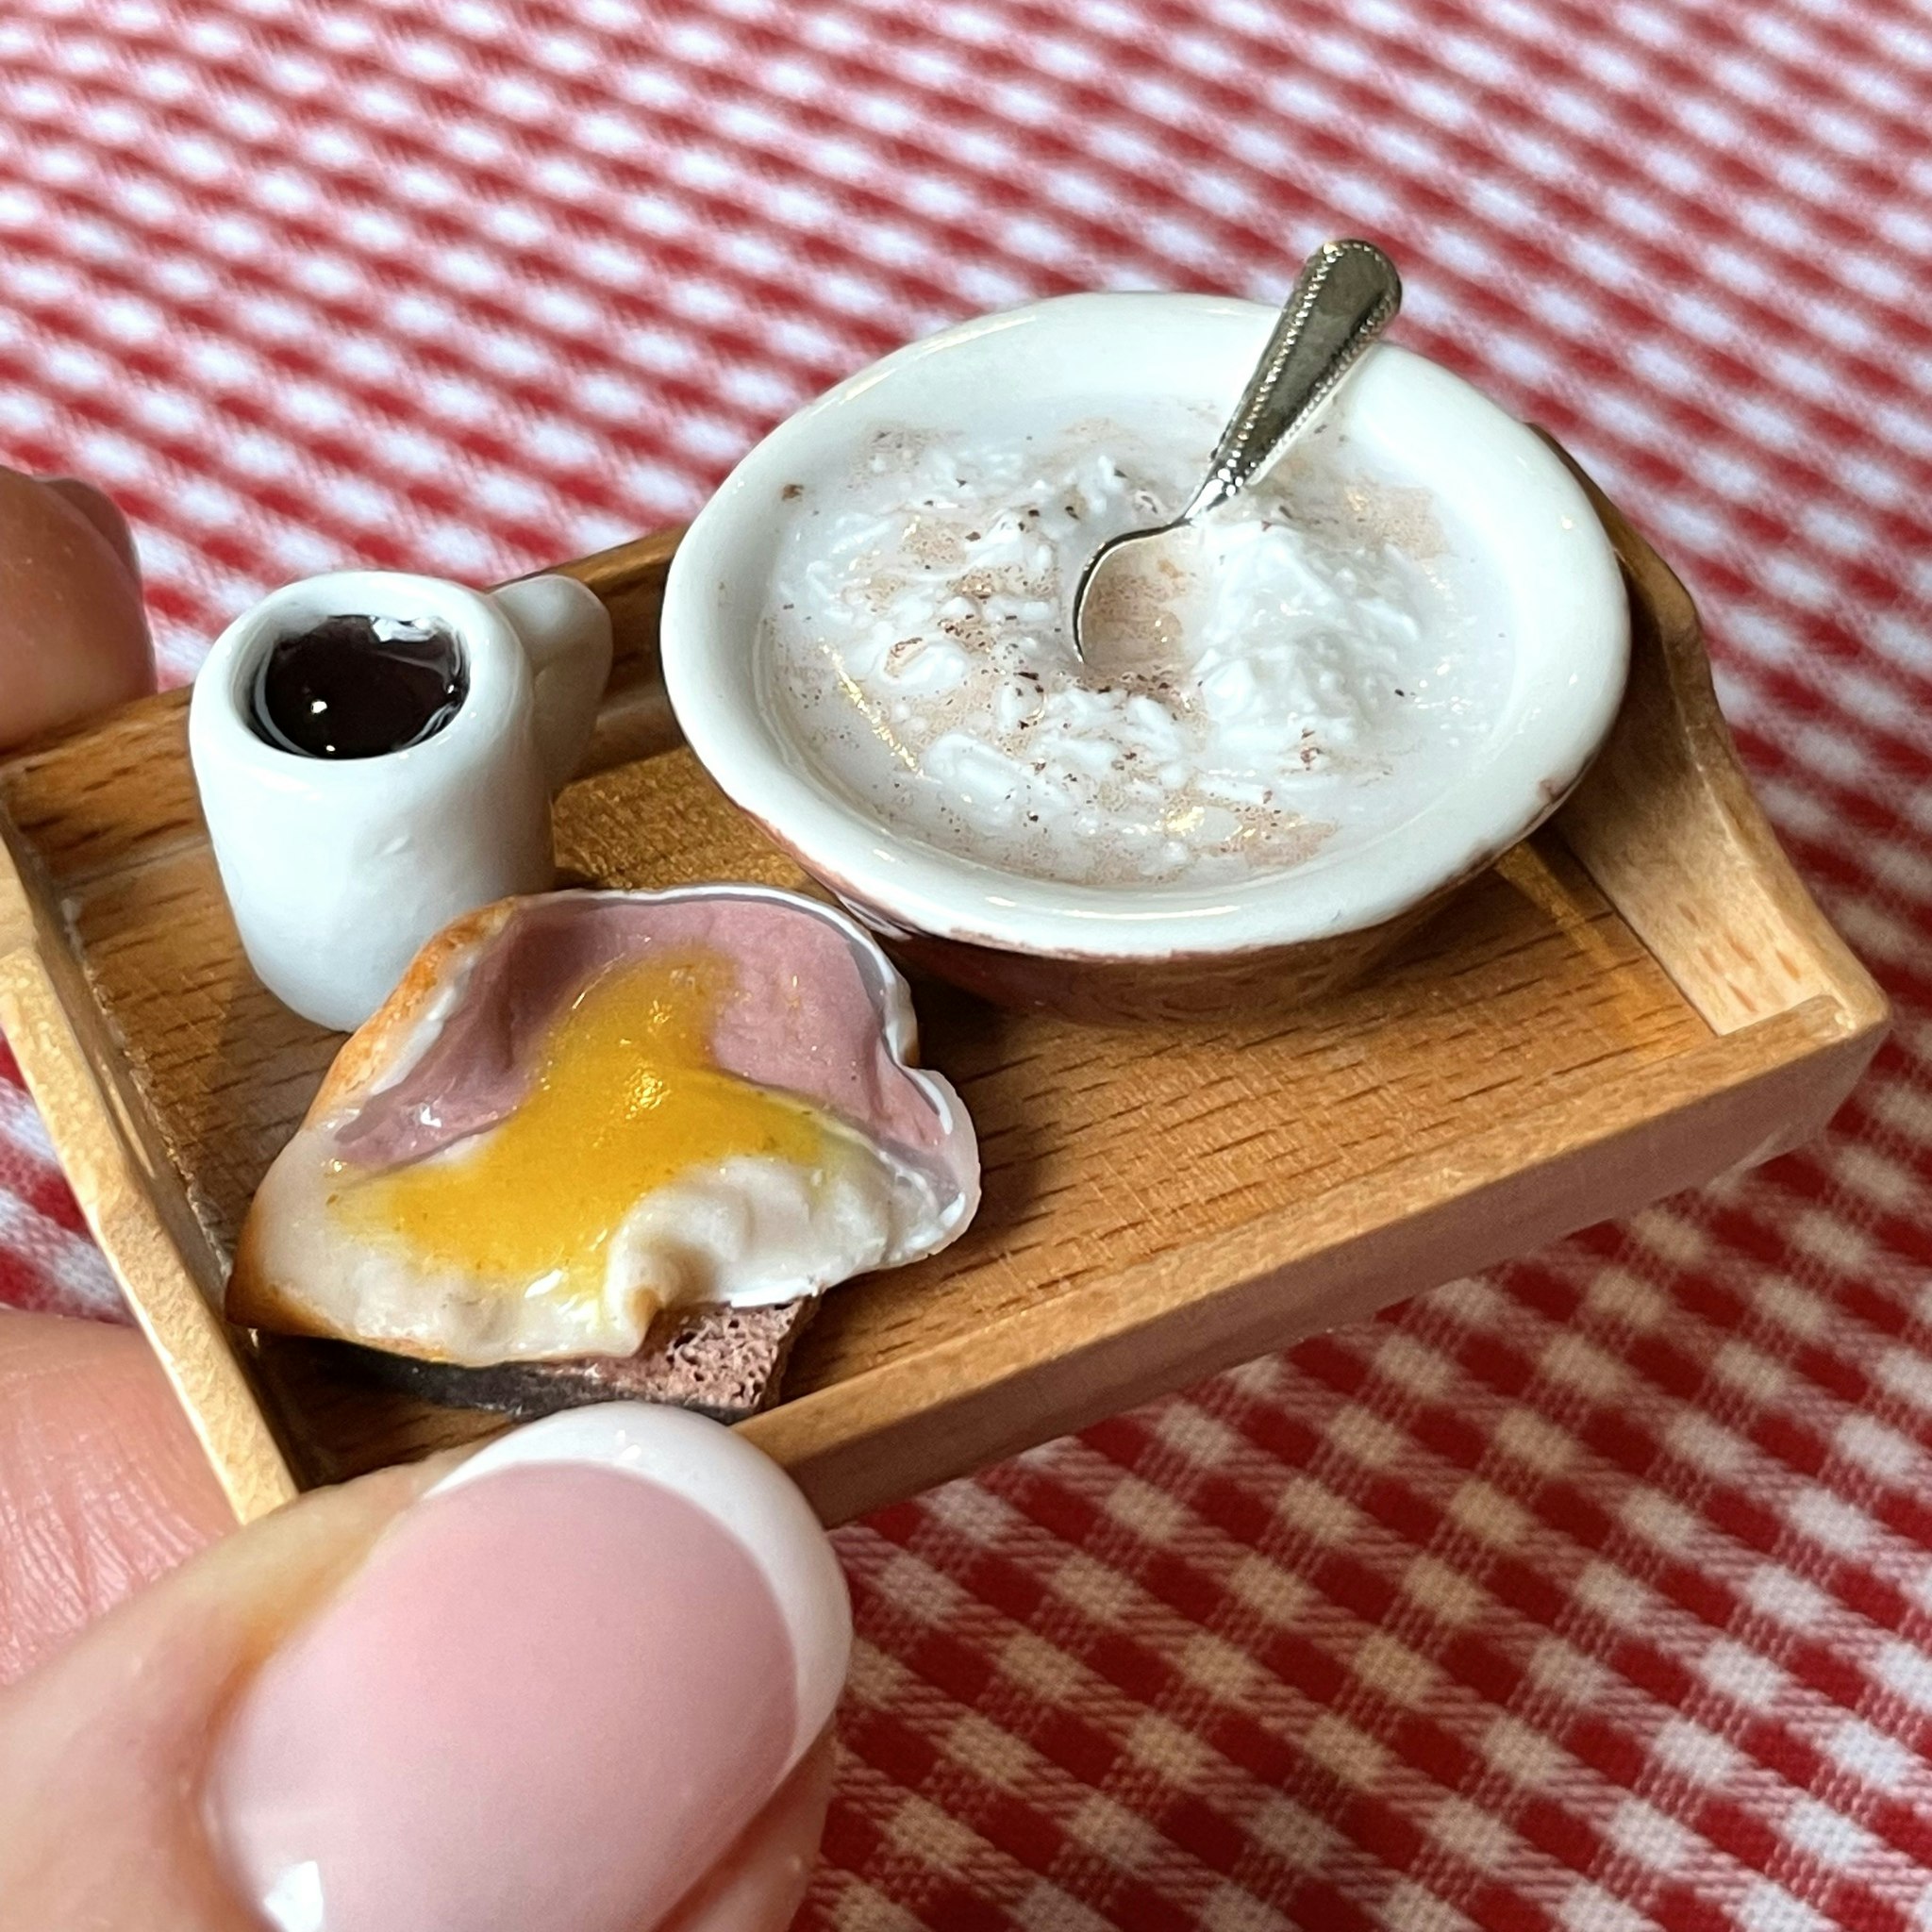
left=1182, top=239, right=1403, bottom=521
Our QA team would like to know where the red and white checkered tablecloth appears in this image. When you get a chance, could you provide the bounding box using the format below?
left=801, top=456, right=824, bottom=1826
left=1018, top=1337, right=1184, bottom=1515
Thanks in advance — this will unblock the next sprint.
left=2, top=1, right=1928, bottom=1926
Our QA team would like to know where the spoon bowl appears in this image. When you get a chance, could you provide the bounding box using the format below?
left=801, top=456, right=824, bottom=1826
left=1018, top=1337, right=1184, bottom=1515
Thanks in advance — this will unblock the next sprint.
left=1071, top=240, right=1402, bottom=672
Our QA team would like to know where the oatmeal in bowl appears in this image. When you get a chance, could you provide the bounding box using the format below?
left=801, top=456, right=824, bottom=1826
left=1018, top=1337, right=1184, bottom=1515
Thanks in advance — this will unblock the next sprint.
left=762, top=406, right=1506, bottom=891
left=662, top=294, right=1629, bottom=1022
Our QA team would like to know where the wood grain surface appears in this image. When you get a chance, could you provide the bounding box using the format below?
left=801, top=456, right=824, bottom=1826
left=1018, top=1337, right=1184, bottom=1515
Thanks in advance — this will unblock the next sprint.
left=0, top=477, right=1888, bottom=1524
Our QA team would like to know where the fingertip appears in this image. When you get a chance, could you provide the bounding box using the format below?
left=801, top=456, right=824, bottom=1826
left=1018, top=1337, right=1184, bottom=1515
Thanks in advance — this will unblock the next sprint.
left=208, top=1407, right=844, bottom=1932
left=36, top=475, right=144, bottom=584
left=0, top=1393, right=846, bottom=1932
left=0, top=1313, right=233, bottom=1685
left=432, top=1403, right=851, bottom=1767
left=658, top=1729, right=839, bottom=1932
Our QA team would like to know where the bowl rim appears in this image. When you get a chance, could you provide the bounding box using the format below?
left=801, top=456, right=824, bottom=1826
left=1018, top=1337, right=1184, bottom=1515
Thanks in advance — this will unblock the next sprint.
left=662, top=291, right=1630, bottom=963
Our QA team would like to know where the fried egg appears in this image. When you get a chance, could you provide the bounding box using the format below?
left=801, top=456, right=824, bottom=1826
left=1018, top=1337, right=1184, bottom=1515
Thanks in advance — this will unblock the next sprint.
left=230, top=887, right=979, bottom=1368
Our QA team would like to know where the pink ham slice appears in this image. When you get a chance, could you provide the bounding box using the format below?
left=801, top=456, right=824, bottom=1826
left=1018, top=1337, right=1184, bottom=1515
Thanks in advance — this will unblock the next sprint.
left=332, top=891, right=970, bottom=1222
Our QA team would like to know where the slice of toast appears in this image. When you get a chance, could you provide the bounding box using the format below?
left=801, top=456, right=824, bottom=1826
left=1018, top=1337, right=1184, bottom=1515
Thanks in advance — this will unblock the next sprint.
left=228, top=888, right=978, bottom=1422
left=289, top=1298, right=818, bottom=1425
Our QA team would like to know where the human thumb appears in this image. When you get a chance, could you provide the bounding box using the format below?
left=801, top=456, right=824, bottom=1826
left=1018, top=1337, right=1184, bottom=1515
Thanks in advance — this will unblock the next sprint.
left=0, top=1402, right=850, bottom=1932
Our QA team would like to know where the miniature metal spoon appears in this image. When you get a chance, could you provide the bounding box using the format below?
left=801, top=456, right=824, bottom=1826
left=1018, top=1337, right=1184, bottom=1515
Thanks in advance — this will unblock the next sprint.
left=1070, top=239, right=1403, bottom=669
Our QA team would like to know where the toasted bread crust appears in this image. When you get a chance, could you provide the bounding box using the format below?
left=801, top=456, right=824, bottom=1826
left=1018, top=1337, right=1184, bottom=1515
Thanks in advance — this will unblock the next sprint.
left=225, top=1211, right=298, bottom=1334
left=270, top=1296, right=818, bottom=1424
left=310, top=897, right=519, bottom=1117
left=229, top=1216, right=479, bottom=1360
left=230, top=896, right=519, bottom=1350
left=229, top=1155, right=471, bottom=1354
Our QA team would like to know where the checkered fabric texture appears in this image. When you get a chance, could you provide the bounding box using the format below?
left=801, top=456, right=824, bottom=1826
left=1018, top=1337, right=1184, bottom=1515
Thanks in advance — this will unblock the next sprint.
left=0, top=1, right=1927, bottom=1926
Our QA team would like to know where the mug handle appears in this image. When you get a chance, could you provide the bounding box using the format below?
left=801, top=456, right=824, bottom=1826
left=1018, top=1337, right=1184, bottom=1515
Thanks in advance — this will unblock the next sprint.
left=491, top=575, right=614, bottom=793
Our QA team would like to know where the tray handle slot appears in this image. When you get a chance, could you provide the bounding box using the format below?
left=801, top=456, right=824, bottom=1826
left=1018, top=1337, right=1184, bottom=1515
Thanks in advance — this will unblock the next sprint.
left=1551, top=451, right=1887, bottom=1046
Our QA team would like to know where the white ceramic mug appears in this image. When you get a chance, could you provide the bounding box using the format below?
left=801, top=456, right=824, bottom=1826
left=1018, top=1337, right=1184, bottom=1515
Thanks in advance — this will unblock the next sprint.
left=190, top=570, right=612, bottom=1032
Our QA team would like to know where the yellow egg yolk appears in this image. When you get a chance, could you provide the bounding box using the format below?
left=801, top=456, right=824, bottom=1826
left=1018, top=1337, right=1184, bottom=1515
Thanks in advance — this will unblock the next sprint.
left=331, top=947, right=830, bottom=1302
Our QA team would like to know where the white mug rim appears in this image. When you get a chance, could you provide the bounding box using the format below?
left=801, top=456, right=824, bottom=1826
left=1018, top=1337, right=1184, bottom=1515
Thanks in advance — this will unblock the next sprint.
left=192, top=569, right=532, bottom=792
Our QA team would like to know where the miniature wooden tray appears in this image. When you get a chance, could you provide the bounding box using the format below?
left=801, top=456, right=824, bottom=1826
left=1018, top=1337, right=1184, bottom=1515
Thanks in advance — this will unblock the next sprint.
left=0, top=461, right=1887, bottom=1528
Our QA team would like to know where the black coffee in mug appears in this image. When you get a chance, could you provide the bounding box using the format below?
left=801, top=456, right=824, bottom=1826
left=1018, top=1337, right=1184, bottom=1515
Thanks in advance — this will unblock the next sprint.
left=248, top=614, right=467, bottom=759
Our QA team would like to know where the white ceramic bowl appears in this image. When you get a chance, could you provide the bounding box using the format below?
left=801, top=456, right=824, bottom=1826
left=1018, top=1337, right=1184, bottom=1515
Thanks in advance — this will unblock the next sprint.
left=662, top=293, right=1629, bottom=1021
